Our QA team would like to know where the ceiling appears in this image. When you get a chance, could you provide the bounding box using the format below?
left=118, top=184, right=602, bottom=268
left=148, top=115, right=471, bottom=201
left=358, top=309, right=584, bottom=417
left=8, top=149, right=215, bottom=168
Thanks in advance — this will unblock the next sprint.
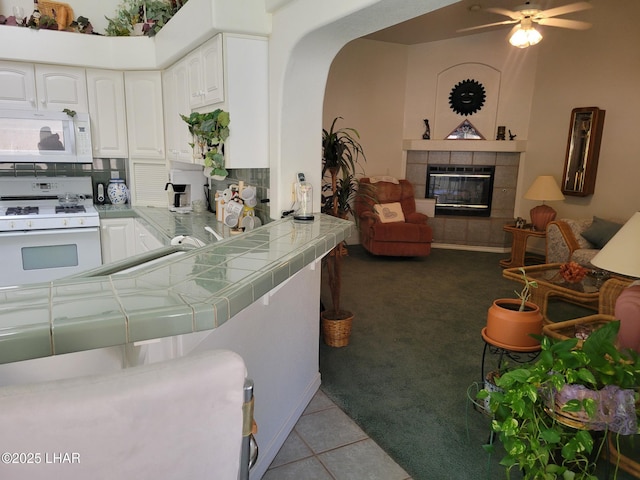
left=363, top=0, right=594, bottom=45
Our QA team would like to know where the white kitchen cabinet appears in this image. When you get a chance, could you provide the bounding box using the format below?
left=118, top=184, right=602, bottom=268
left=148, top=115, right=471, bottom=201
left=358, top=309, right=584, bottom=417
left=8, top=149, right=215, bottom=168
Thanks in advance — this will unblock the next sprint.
left=124, top=71, right=165, bottom=160
left=0, top=61, right=36, bottom=110
left=86, top=69, right=128, bottom=158
left=215, top=34, right=268, bottom=169
left=35, top=64, right=88, bottom=113
left=0, top=61, right=88, bottom=112
left=162, top=62, right=195, bottom=164
left=187, top=35, right=224, bottom=109
left=100, top=218, right=136, bottom=264
left=135, top=220, right=165, bottom=253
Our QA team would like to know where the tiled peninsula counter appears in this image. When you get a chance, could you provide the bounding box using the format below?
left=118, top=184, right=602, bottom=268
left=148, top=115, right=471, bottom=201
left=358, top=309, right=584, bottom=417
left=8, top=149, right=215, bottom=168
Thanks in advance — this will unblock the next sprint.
left=0, top=211, right=353, bottom=479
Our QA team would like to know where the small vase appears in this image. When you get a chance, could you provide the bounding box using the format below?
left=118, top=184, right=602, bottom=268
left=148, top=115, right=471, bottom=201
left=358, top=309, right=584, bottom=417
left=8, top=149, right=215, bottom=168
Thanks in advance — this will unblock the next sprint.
left=107, top=179, right=129, bottom=205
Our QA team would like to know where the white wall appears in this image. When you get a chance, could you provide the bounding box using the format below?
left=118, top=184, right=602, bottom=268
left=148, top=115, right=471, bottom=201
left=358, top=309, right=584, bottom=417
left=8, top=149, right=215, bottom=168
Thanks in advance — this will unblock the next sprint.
left=524, top=0, right=640, bottom=222
left=268, top=0, right=458, bottom=217
left=323, top=39, right=408, bottom=179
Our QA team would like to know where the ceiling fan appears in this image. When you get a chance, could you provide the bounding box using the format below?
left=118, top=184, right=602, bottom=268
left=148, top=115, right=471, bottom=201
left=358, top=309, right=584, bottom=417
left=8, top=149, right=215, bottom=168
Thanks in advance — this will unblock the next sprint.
left=459, top=1, right=593, bottom=48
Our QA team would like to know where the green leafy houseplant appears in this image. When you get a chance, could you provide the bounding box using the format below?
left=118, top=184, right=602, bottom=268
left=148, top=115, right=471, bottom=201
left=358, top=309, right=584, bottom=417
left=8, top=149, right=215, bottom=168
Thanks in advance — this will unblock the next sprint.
left=321, top=116, right=366, bottom=219
left=180, top=109, right=230, bottom=180
left=321, top=117, right=367, bottom=321
left=105, top=0, right=188, bottom=37
left=479, top=320, right=640, bottom=479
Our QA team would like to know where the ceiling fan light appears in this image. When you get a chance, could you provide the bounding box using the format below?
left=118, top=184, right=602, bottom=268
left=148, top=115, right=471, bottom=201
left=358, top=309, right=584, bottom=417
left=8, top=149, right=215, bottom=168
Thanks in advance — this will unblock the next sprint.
left=509, top=25, right=543, bottom=48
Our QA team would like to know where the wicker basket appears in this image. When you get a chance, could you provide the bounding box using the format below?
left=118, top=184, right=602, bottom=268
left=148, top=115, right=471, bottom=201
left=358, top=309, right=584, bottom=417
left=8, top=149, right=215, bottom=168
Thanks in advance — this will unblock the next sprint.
left=321, top=311, right=353, bottom=348
left=39, top=1, right=74, bottom=30
left=542, top=314, right=616, bottom=347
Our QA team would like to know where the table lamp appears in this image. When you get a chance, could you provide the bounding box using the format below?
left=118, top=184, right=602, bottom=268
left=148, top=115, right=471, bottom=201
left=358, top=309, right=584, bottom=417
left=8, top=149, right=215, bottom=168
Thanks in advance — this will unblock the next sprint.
left=591, top=212, right=640, bottom=352
left=524, top=176, right=565, bottom=231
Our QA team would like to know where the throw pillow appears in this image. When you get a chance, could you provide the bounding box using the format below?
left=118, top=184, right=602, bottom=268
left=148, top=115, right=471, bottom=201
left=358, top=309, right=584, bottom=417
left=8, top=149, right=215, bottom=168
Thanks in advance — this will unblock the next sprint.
left=369, top=175, right=399, bottom=184
left=580, top=216, right=623, bottom=248
left=374, top=202, right=405, bottom=223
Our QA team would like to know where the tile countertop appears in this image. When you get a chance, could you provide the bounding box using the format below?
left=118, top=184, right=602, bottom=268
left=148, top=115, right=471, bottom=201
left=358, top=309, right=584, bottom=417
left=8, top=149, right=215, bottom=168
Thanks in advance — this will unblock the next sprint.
left=98, top=204, right=227, bottom=245
left=0, top=210, right=353, bottom=365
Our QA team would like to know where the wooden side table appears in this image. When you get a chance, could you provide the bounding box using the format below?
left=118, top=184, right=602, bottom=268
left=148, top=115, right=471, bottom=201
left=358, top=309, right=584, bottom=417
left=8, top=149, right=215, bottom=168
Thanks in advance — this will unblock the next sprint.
left=500, top=224, right=546, bottom=268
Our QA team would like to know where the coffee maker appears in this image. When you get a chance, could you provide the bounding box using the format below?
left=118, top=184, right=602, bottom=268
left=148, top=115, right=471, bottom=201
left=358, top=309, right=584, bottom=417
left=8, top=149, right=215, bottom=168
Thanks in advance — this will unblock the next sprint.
left=165, top=168, right=207, bottom=212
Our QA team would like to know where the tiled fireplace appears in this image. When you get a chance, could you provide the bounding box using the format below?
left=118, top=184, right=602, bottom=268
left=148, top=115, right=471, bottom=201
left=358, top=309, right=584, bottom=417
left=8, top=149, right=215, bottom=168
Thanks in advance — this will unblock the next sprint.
left=404, top=142, right=524, bottom=250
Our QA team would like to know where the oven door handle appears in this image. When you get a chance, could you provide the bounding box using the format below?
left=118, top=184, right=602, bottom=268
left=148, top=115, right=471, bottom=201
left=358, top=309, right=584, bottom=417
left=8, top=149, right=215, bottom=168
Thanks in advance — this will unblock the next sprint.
left=0, top=227, right=99, bottom=237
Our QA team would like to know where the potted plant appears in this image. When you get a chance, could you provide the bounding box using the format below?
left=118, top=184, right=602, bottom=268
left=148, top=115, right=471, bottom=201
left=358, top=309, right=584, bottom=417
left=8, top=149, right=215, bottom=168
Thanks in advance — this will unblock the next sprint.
left=180, top=109, right=230, bottom=180
left=321, top=117, right=366, bottom=218
left=478, top=320, right=640, bottom=479
left=105, top=0, right=187, bottom=37
left=484, top=268, right=544, bottom=349
left=320, top=117, right=366, bottom=347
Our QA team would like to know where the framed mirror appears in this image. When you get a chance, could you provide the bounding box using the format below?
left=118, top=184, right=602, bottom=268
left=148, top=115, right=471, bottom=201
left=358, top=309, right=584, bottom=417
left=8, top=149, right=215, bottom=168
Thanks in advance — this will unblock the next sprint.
left=561, top=107, right=606, bottom=196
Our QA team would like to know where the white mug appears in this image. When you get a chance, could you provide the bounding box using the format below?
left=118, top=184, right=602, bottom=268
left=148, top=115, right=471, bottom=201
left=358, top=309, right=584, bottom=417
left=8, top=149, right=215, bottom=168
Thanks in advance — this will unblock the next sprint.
left=222, top=189, right=234, bottom=203
left=225, top=200, right=244, bottom=216
left=224, top=213, right=239, bottom=227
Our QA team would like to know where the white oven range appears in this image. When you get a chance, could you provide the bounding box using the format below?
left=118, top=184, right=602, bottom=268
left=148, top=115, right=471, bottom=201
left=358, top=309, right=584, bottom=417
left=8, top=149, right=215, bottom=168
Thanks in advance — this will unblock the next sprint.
left=0, top=176, right=101, bottom=288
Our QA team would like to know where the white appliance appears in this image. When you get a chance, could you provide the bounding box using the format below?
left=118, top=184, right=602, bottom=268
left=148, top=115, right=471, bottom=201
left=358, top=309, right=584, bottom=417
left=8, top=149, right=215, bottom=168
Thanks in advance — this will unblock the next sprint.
left=0, top=176, right=101, bottom=288
left=0, top=110, right=93, bottom=164
left=165, top=168, right=207, bottom=212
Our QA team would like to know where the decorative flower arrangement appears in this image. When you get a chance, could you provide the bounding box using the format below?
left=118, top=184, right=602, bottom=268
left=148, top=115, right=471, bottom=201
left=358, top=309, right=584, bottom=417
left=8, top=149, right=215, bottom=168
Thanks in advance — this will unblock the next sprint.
left=560, top=261, right=588, bottom=283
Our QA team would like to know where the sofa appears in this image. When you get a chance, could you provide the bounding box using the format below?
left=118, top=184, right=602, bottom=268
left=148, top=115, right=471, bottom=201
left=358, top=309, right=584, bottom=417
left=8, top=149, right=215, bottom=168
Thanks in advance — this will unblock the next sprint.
left=354, top=177, right=433, bottom=257
left=546, top=217, right=624, bottom=267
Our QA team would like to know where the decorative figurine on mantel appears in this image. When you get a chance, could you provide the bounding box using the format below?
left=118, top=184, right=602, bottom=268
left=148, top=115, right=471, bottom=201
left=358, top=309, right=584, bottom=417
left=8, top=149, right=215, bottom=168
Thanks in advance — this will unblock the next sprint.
left=496, top=126, right=506, bottom=140
left=509, top=129, right=517, bottom=140
left=422, top=119, right=431, bottom=140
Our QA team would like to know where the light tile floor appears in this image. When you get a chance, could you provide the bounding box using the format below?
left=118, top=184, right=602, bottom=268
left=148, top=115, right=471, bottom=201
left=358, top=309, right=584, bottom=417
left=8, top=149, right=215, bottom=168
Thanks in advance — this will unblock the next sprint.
left=264, top=389, right=412, bottom=480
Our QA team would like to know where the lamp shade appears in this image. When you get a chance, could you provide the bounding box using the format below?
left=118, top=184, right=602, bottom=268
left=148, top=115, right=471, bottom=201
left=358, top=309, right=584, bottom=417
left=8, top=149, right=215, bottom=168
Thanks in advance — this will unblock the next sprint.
left=524, top=176, right=565, bottom=231
left=591, top=212, right=640, bottom=278
left=524, top=176, right=566, bottom=202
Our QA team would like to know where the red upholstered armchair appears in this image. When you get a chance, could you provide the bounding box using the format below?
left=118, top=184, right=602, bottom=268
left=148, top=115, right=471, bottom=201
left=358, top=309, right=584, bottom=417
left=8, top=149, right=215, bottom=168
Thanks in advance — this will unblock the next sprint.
left=354, top=178, right=433, bottom=256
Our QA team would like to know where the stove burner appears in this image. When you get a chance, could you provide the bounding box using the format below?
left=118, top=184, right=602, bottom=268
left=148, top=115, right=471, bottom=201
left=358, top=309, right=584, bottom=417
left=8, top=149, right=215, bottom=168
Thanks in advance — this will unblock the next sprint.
left=55, top=205, right=86, bottom=214
left=5, top=206, right=39, bottom=216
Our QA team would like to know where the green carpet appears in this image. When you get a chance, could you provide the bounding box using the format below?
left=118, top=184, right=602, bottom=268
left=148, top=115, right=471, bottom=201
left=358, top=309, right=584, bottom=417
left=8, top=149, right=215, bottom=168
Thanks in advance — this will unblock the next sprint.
left=319, top=246, right=634, bottom=480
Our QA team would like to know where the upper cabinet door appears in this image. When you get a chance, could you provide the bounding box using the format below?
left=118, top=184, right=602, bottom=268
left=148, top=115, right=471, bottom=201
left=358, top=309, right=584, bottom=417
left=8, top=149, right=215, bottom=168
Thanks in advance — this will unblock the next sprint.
left=163, top=62, right=194, bottom=164
left=86, top=69, right=128, bottom=158
left=199, top=35, right=224, bottom=106
left=0, top=61, right=37, bottom=110
left=124, top=71, right=165, bottom=159
left=186, top=35, right=224, bottom=109
left=34, top=64, right=88, bottom=112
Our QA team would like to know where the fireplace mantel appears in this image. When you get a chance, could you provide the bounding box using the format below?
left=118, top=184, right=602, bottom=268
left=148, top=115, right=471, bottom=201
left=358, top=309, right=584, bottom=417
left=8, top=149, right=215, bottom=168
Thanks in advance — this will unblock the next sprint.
left=403, top=139, right=527, bottom=152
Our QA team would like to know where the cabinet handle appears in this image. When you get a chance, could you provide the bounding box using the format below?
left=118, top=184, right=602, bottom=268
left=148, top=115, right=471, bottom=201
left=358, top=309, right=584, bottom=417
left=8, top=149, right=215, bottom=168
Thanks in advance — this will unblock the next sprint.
left=40, top=99, right=46, bottom=105
left=29, top=98, right=36, bottom=105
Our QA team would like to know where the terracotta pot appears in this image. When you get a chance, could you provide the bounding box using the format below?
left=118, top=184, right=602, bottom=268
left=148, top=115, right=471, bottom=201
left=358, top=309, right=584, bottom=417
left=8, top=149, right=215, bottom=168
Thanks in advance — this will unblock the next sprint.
left=485, top=299, right=543, bottom=349
left=321, top=310, right=354, bottom=347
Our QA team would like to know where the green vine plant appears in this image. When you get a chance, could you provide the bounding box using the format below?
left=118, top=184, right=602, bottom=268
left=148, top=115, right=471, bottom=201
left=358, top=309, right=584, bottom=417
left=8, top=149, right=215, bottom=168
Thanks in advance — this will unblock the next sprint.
left=515, top=267, right=538, bottom=311
left=180, top=109, right=230, bottom=179
left=478, top=321, right=640, bottom=480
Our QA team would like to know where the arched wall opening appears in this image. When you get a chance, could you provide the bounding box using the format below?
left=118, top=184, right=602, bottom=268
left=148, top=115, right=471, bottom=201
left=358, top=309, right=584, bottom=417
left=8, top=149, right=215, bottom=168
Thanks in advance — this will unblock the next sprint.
left=267, top=0, right=455, bottom=218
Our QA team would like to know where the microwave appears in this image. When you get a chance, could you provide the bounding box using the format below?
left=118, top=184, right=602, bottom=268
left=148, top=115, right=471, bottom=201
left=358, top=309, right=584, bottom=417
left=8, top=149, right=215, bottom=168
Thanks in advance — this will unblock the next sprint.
left=0, top=110, right=93, bottom=163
